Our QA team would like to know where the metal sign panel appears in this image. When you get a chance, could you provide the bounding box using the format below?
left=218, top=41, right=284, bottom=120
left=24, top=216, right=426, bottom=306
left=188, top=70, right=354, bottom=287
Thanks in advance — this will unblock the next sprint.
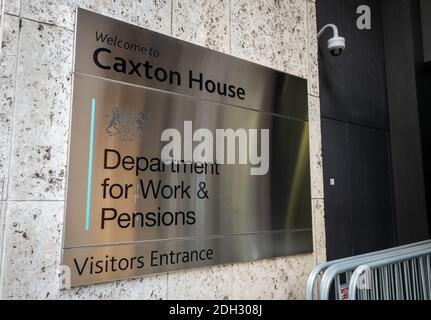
left=62, top=8, right=312, bottom=287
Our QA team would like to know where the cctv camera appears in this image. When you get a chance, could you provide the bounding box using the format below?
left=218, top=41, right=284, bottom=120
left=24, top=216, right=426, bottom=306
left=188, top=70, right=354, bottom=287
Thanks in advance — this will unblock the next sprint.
left=328, top=36, right=345, bottom=56
left=317, top=24, right=346, bottom=57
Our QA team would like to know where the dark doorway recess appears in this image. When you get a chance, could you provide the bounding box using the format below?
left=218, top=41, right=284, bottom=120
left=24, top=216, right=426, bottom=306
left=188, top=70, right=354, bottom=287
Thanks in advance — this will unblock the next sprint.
left=316, top=0, right=430, bottom=260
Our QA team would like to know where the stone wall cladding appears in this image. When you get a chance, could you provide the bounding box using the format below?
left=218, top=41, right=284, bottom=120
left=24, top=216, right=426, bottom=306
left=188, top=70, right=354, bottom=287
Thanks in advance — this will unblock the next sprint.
left=0, top=0, right=324, bottom=299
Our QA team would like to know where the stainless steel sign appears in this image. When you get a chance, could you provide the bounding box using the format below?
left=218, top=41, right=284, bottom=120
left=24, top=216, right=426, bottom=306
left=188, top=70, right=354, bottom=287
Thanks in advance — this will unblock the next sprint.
left=62, top=8, right=312, bottom=287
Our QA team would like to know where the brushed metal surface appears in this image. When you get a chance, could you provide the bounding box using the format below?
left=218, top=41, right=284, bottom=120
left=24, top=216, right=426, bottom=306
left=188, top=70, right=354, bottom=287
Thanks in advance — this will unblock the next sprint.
left=63, top=230, right=312, bottom=287
left=64, top=75, right=312, bottom=247
left=74, top=8, right=308, bottom=121
left=61, top=9, right=312, bottom=286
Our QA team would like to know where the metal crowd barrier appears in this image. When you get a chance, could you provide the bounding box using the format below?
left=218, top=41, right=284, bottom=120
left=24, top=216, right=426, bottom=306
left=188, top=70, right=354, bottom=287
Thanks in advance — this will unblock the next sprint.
left=306, top=240, right=431, bottom=300
left=348, top=247, right=431, bottom=300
